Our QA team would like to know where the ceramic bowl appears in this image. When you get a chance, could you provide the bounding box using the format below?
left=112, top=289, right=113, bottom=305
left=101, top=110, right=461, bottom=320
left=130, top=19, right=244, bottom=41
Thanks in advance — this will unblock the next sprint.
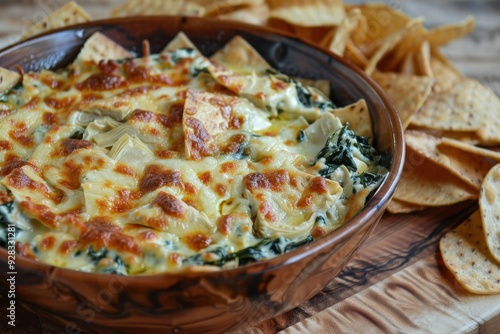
left=0, top=16, right=405, bottom=333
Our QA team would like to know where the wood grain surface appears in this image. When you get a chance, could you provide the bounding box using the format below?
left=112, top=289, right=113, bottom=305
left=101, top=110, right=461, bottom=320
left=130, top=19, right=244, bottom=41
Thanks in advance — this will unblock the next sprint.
left=1, top=1, right=500, bottom=333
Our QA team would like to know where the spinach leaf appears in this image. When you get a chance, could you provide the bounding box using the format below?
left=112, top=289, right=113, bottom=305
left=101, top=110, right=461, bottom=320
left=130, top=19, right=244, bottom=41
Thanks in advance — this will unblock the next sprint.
left=314, top=125, right=357, bottom=175
left=170, top=48, right=196, bottom=65
left=87, top=247, right=127, bottom=275
left=186, top=235, right=314, bottom=267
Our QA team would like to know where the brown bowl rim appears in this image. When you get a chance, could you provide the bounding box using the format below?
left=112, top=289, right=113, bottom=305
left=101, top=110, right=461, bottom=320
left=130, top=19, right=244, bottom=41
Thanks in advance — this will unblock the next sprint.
left=0, top=15, right=405, bottom=280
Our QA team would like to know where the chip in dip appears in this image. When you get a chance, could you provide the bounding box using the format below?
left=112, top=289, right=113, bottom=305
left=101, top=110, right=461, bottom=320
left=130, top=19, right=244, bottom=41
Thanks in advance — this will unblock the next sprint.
left=0, top=32, right=387, bottom=275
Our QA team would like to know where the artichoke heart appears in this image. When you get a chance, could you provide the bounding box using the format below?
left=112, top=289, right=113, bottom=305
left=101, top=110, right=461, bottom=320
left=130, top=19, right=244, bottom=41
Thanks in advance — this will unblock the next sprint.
left=93, top=124, right=139, bottom=148
left=108, top=134, right=154, bottom=165
left=243, top=168, right=342, bottom=239
left=83, top=116, right=122, bottom=140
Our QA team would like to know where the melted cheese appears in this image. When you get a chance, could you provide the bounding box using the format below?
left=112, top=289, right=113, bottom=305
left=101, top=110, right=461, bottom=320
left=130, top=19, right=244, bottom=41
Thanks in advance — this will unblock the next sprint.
left=0, top=36, right=387, bottom=275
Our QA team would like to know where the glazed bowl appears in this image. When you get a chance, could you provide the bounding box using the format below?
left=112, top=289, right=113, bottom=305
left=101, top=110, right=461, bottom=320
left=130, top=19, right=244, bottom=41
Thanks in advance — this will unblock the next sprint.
left=0, top=16, right=404, bottom=333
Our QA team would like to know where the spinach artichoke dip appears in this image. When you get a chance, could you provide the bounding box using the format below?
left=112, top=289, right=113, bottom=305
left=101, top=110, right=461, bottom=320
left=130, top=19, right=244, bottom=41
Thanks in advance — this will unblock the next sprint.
left=0, top=32, right=387, bottom=275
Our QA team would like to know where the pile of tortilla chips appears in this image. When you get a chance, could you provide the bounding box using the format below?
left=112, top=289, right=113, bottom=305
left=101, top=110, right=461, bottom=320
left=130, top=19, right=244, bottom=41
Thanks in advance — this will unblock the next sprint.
left=8, top=0, right=500, bottom=294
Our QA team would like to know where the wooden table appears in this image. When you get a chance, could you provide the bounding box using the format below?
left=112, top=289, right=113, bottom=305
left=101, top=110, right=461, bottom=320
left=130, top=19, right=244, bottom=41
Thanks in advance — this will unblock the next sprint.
left=1, top=1, right=500, bottom=333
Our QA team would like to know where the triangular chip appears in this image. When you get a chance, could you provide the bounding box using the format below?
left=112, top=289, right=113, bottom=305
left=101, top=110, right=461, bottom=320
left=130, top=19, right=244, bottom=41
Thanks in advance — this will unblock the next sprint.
left=439, top=137, right=500, bottom=162
left=210, top=36, right=272, bottom=74
left=0, top=67, right=21, bottom=94
left=193, top=0, right=264, bottom=17
left=387, top=198, right=425, bottom=214
left=347, top=8, right=367, bottom=46
left=430, top=47, right=462, bottom=89
left=75, top=32, right=132, bottom=64
left=412, top=77, right=500, bottom=140
left=21, top=1, right=91, bottom=40
left=346, top=3, right=413, bottom=49
left=393, top=146, right=477, bottom=206
left=378, top=22, right=428, bottom=72
left=371, top=71, right=433, bottom=129
left=215, top=3, right=270, bottom=25
left=327, top=8, right=363, bottom=56
left=344, top=39, right=368, bottom=68
left=399, top=50, right=416, bottom=75
left=425, top=16, right=475, bottom=47
left=479, top=163, right=500, bottom=264
left=111, top=0, right=205, bottom=17
left=331, top=99, right=372, bottom=141
left=405, top=130, right=497, bottom=191
left=162, top=32, right=201, bottom=55
left=440, top=210, right=500, bottom=294
left=405, top=127, right=490, bottom=146
left=365, top=17, right=424, bottom=75
left=414, top=41, right=433, bottom=77
left=269, top=0, right=345, bottom=27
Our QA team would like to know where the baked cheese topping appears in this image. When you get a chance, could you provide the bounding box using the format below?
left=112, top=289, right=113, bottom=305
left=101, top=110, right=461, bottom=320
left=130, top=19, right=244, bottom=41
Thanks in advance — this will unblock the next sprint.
left=0, top=33, right=387, bottom=274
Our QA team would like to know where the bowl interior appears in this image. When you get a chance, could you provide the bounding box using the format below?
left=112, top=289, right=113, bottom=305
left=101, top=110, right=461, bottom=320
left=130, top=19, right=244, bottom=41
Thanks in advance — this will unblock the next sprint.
left=0, top=16, right=404, bottom=276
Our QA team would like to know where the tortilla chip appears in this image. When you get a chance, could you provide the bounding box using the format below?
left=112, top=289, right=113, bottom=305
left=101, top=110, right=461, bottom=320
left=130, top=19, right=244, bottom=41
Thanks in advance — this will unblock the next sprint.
left=344, top=39, right=369, bottom=68
left=269, top=0, right=345, bottom=27
left=365, top=17, right=424, bottom=75
left=216, top=3, right=270, bottom=25
left=479, top=164, right=500, bottom=264
left=21, top=1, right=91, bottom=40
left=414, top=41, right=433, bottom=77
left=393, top=146, right=477, bottom=206
left=411, top=78, right=500, bottom=138
left=386, top=198, right=426, bottom=214
left=426, top=16, right=475, bottom=47
left=378, top=23, right=427, bottom=72
left=111, top=0, right=205, bottom=17
left=405, top=130, right=497, bottom=191
left=331, top=99, right=372, bottom=141
left=426, top=50, right=461, bottom=92
left=162, top=32, right=201, bottom=55
left=440, top=210, right=500, bottom=294
left=0, top=67, right=21, bottom=94
left=439, top=137, right=500, bottom=162
left=347, top=3, right=413, bottom=54
left=75, top=32, right=132, bottom=64
left=194, top=0, right=265, bottom=17
left=399, top=50, right=416, bottom=75
left=347, top=8, right=368, bottom=46
left=371, top=72, right=433, bottom=129
left=405, top=127, right=484, bottom=146
left=211, top=36, right=271, bottom=74
left=327, top=9, right=363, bottom=56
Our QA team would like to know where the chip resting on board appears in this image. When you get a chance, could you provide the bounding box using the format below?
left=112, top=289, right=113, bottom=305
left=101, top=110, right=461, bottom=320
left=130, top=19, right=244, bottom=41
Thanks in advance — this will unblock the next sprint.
left=411, top=77, right=500, bottom=145
left=371, top=72, right=433, bottom=129
left=440, top=210, right=500, bottom=294
left=479, top=164, right=500, bottom=264
left=405, top=131, right=500, bottom=191
left=111, top=0, right=205, bottom=17
left=393, top=146, right=477, bottom=206
left=386, top=198, right=425, bottom=214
